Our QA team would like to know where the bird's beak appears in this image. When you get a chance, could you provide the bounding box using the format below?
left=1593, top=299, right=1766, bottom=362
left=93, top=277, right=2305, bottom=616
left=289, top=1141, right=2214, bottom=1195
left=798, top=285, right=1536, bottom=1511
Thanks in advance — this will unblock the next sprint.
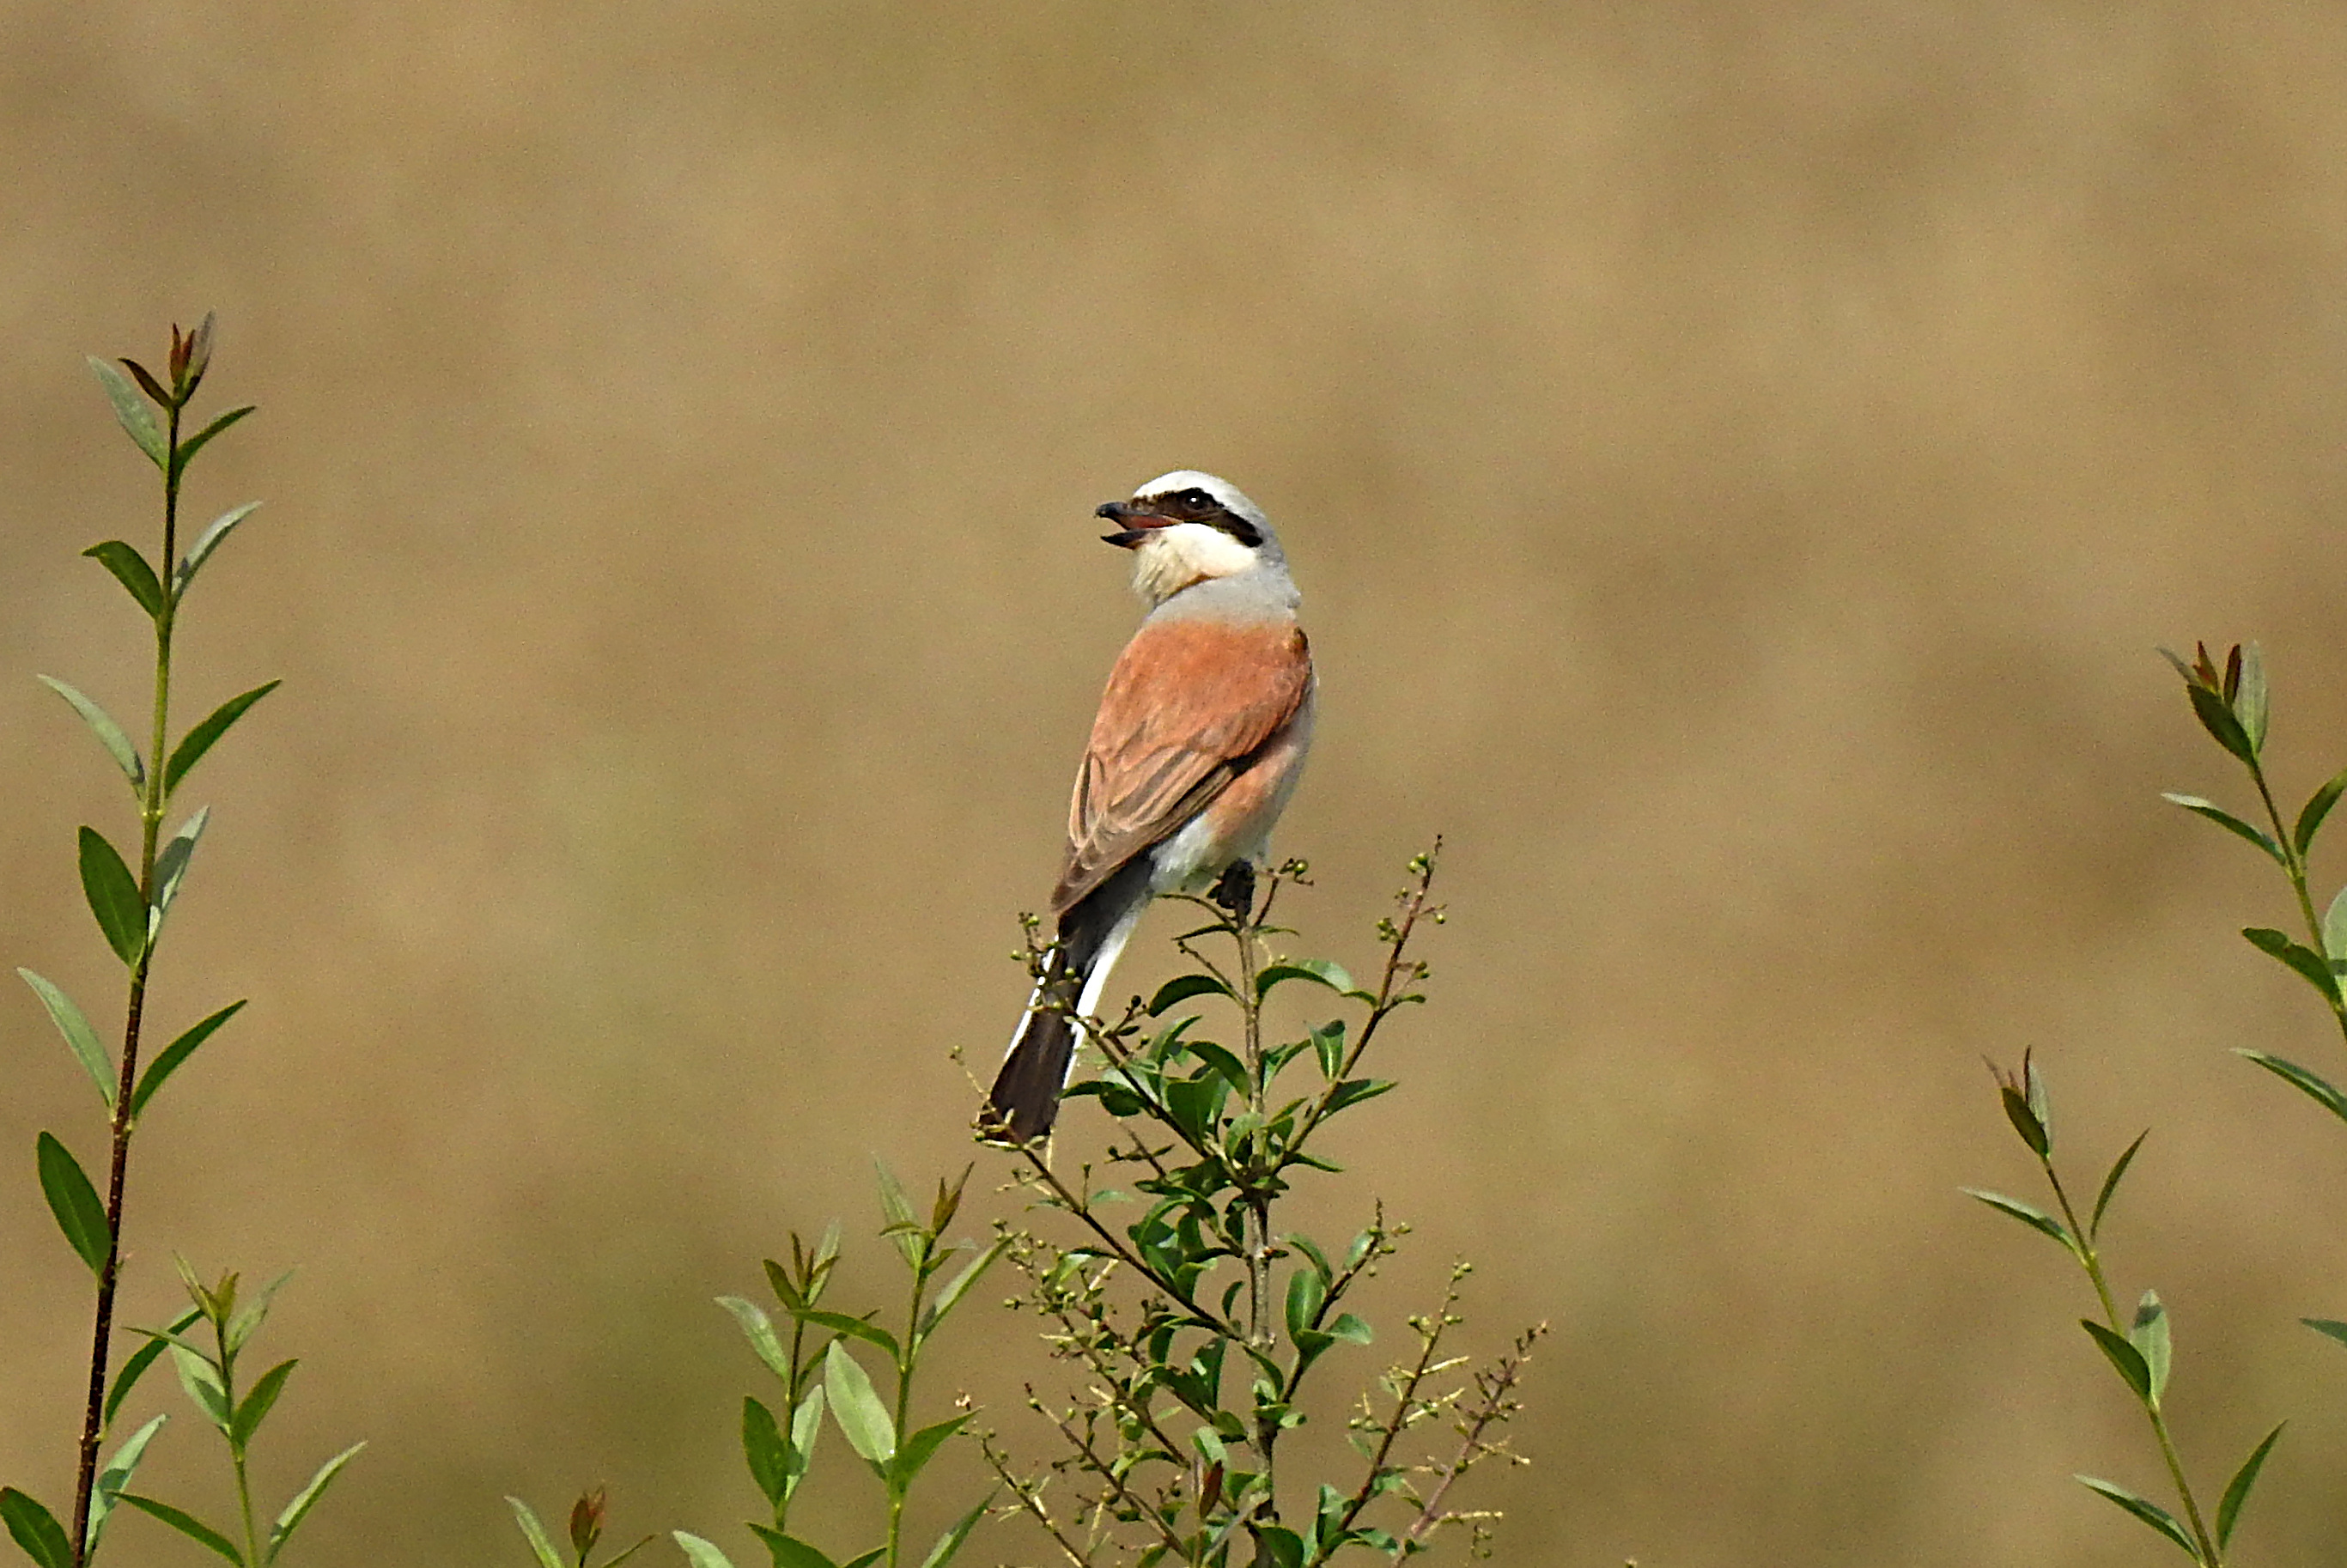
left=1097, top=500, right=1163, bottom=549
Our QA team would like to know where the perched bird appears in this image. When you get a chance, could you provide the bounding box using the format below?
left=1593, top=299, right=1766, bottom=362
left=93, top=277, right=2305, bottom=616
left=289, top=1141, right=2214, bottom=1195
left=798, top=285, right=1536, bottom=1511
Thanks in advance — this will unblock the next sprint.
left=982, top=471, right=1316, bottom=1145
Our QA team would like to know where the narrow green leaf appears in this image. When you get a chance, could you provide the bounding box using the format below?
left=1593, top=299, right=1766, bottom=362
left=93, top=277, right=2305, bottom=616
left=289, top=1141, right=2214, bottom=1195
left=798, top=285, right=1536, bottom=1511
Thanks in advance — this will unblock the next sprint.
left=2129, top=1292, right=2171, bottom=1407
left=2236, top=1049, right=2347, bottom=1127
left=226, top=1269, right=294, bottom=1358
left=231, top=1359, right=297, bottom=1447
left=823, top=1340, right=896, bottom=1465
left=116, top=1494, right=243, bottom=1565
left=172, top=1345, right=231, bottom=1431
left=743, top=1396, right=791, bottom=1506
left=788, top=1387, right=825, bottom=1498
left=1285, top=1267, right=1326, bottom=1342
left=1326, top=1312, right=1372, bottom=1345
left=2298, top=770, right=2347, bottom=855
left=266, top=1440, right=364, bottom=1559
left=107, top=1308, right=202, bottom=1426
left=0, top=1489, right=74, bottom=1568
left=165, top=681, right=281, bottom=797
left=1322, top=1079, right=1395, bottom=1115
left=916, top=1497, right=991, bottom=1568
left=2080, top=1320, right=2154, bottom=1403
left=82, top=541, right=166, bottom=619
left=151, top=806, right=212, bottom=934
left=2188, top=683, right=2256, bottom=763
left=604, top=1537, right=658, bottom=1568
left=717, top=1296, right=795, bottom=1381
left=120, top=357, right=171, bottom=408
left=789, top=1308, right=899, bottom=1358
left=37, top=676, right=143, bottom=790
left=87, top=1413, right=167, bottom=1553
left=78, top=826, right=145, bottom=965
left=2301, top=1317, right=2347, bottom=1348
left=36, top=1131, right=110, bottom=1273
left=19, top=969, right=114, bottom=1108
left=745, top=1527, right=840, bottom=1568
left=2217, top=1423, right=2283, bottom=1548
left=2242, top=926, right=2339, bottom=1001
left=2089, top=1131, right=2149, bottom=1242
left=87, top=358, right=167, bottom=469
left=919, top=1238, right=1006, bottom=1340
left=1148, top=974, right=1234, bottom=1016
left=2159, top=794, right=2283, bottom=865
left=672, top=1531, right=741, bottom=1568
left=505, top=1498, right=567, bottom=1568
left=1309, top=1019, right=1346, bottom=1079
left=841, top=1551, right=884, bottom=1568
left=176, top=406, right=254, bottom=474
left=2325, top=884, right=2347, bottom=968
left=2073, top=1475, right=2198, bottom=1559
left=2235, top=641, right=2269, bottom=754
left=177, top=502, right=261, bottom=595
left=891, top=1414, right=970, bottom=1489
left=132, top=1000, right=246, bottom=1120
left=1255, top=960, right=1359, bottom=1002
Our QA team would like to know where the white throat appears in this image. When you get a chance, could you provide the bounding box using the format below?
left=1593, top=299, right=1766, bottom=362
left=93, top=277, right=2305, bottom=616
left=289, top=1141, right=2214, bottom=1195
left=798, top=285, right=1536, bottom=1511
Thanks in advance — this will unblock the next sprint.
left=1131, top=522, right=1267, bottom=607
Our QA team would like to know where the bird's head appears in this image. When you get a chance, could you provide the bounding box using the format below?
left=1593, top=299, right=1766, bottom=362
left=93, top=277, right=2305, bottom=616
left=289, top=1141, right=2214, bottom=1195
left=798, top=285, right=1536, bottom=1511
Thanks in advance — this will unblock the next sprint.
left=1097, top=471, right=1286, bottom=606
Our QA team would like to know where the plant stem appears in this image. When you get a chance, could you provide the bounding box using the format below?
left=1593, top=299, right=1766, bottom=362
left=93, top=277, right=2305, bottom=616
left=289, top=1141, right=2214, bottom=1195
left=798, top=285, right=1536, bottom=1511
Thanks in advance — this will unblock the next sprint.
left=2042, top=1160, right=2221, bottom=1565
left=70, top=393, right=183, bottom=1565
left=2245, top=758, right=2347, bottom=1050
left=886, top=1246, right=927, bottom=1568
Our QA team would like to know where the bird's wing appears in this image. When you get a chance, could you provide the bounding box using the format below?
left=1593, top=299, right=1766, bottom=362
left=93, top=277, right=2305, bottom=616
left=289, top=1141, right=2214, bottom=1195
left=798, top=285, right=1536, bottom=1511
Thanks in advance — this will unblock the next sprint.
left=1052, top=617, right=1312, bottom=915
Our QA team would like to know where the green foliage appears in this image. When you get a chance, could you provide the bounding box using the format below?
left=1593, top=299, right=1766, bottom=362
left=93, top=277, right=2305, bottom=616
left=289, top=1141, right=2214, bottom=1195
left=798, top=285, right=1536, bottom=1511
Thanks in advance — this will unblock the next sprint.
left=5, top=318, right=340, bottom=1568
left=980, top=851, right=1542, bottom=1564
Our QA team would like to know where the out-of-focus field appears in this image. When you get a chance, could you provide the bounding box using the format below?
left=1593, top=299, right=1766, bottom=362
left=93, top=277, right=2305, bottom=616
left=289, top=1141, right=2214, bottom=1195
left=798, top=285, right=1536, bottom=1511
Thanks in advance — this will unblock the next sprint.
left=7, top=4, right=2347, bottom=1565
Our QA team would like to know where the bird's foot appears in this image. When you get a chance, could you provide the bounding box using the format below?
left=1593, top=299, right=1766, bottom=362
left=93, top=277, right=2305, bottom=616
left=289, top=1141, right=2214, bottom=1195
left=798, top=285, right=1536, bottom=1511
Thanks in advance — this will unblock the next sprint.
left=1210, top=859, right=1256, bottom=922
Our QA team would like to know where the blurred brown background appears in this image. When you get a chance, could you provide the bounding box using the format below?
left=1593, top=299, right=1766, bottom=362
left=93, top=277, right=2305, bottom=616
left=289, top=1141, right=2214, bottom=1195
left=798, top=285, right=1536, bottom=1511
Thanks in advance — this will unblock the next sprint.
left=6, top=3, right=2347, bottom=1564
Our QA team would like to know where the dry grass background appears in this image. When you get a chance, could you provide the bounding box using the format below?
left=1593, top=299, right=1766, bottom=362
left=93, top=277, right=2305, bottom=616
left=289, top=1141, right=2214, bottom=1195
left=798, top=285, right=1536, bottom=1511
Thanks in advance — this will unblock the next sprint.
left=6, top=3, right=2347, bottom=1564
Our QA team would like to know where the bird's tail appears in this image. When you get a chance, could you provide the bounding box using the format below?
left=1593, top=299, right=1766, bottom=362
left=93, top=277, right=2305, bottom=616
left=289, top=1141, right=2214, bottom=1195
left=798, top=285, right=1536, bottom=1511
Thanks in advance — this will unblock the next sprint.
left=981, top=863, right=1149, bottom=1146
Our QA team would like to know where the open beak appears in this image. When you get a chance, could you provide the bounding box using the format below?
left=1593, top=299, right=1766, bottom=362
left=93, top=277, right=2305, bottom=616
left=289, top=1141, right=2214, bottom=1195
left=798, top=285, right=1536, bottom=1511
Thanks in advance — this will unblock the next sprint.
left=1097, top=500, right=1164, bottom=549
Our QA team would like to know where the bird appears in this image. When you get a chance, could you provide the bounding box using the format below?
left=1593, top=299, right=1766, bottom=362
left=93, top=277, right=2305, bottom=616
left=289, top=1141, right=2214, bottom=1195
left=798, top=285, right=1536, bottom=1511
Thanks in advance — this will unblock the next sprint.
left=981, top=470, right=1316, bottom=1146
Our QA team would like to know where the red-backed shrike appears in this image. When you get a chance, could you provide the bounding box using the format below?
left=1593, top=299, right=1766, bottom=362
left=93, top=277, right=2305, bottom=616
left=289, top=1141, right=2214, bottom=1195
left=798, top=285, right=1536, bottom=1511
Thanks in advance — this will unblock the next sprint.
left=982, top=471, right=1316, bottom=1145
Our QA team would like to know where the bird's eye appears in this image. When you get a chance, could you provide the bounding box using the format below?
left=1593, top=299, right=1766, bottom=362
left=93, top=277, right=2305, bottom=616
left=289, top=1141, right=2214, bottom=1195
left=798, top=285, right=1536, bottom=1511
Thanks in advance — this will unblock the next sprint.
left=1182, top=489, right=1213, bottom=509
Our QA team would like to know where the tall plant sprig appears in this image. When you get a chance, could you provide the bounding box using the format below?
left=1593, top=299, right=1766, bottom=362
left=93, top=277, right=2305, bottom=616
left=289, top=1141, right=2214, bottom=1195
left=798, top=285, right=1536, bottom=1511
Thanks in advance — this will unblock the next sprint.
left=1968, top=1054, right=2282, bottom=1565
left=2, top=318, right=279, bottom=1568
left=979, top=848, right=1544, bottom=1565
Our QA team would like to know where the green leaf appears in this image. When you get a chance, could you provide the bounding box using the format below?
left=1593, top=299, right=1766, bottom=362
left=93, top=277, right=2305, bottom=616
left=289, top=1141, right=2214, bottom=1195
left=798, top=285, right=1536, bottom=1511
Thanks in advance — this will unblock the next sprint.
left=2080, top=1320, right=2154, bottom=1403
left=2073, top=1475, right=2198, bottom=1559
left=133, top=1000, right=246, bottom=1120
left=2217, top=1423, right=2283, bottom=1549
left=2159, top=794, right=2283, bottom=865
left=36, top=1131, right=110, bottom=1273
left=177, top=502, right=261, bottom=595
left=745, top=1528, right=839, bottom=1568
left=121, top=357, right=171, bottom=407
left=227, top=1269, right=294, bottom=1358
left=789, top=1387, right=825, bottom=1498
left=717, top=1296, right=795, bottom=1381
left=2235, top=641, right=2269, bottom=754
left=916, top=1497, right=991, bottom=1568
left=1322, top=1079, right=1395, bottom=1116
left=1285, top=1267, right=1326, bottom=1342
left=2089, top=1131, right=2149, bottom=1242
left=919, top=1238, right=1006, bottom=1341
left=1327, top=1313, right=1372, bottom=1345
left=2298, top=769, right=2347, bottom=855
left=117, top=1494, right=243, bottom=1565
left=842, top=1550, right=884, bottom=1568
left=151, top=807, right=211, bottom=934
left=2188, top=683, right=2256, bottom=763
left=1255, top=960, right=1359, bottom=1002
left=19, top=969, right=114, bottom=1108
left=266, top=1441, right=364, bottom=1560
left=1251, top=1523, right=1305, bottom=1568
left=2129, top=1292, right=2171, bottom=1407
left=744, top=1396, right=791, bottom=1506
left=106, top=1307, right=203, bottom=1427
left=82, top=541, right=167, bottom=619
left=874, top=1160, right=922, bottom=1269
left=2301, top=1317, right=2347, bottom=1348
left=672, top=1531, right=741, bottom=1568
left=0, top=1489, right=74, bottom=1568
left=2325, top=884, right=2347, bottom=968
left=2236, top=1049, right=2347, bottom=1127
left=505, top=1498, right=567, bottom=1568
left=165, top=681, right=281, bottom=797
left=891, top=1414, right=970, bottom=1489
left=88, top=1413, right=168, bottom=1553
left=2241, top=926, right=2339, bottom=1001
left=78, top=826, right=145, bottom=965
left=87, top=358, right=167, bottom=469
left=176, top=407, right=254, bottom=474
left=38, top=676, right=143, bottom=791
left=824, top=1340, right=896, bottom=1466
left=789, top=1308, right=899, bottom=1358
left=172, top=1345, right=232, bottom=1431
left=231, top=1359, right=297, bottom=1447
left=1149, top=974, right=1234, bottom=1016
